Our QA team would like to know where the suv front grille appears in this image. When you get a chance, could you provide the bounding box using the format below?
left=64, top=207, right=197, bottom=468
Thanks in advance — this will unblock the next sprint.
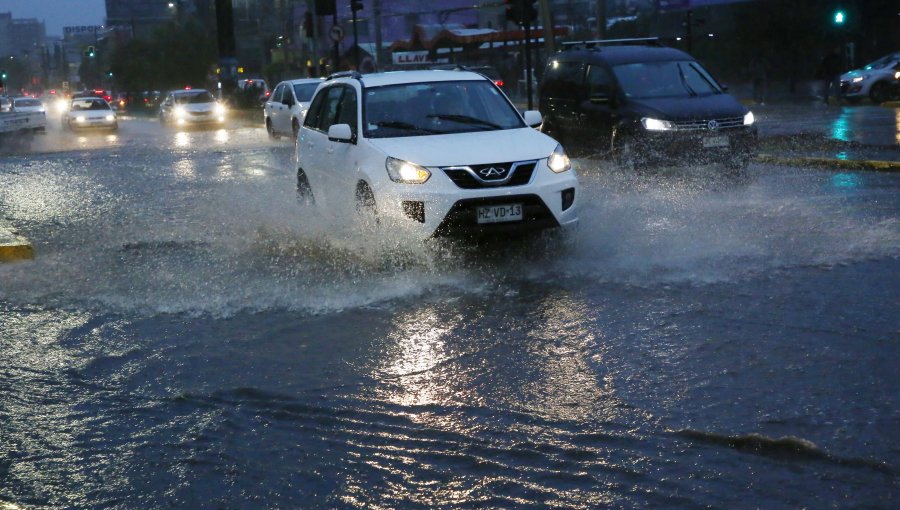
left=673, top=116, right=745, bottom=131
left=442, top=161, right=537, bottom=189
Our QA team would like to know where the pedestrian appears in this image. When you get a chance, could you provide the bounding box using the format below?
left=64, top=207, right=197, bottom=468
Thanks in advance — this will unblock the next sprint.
left=749, top=53, right=768, bottom=105
left=820, top=47, right=843, bottom=105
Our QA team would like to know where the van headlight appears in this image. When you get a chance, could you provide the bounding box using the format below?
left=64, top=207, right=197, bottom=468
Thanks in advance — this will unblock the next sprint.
left=386, top=157, right=431, bottom=184
left=547, top=144, right=571, bottom=173
left=743, top=111, right=755, bottom=126
left=641, top=117, right=676, bottom=131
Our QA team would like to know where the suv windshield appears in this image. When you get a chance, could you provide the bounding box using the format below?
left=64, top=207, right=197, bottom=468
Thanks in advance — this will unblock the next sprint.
left=174, top=91, right=215, bottom=104
left=613, top=60, right=722, bottom=99
left=363, top=80, right=523, bottom=138
left=292, top=83, right=320, bottom=102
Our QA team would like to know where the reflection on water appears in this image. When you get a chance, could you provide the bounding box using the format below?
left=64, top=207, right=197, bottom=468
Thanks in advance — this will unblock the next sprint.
left=173, top=158, right=196, bottom=180
left=174, top=132, right=190, bottom=148
left=830, top=110, right=851, bottom=142
left=831, top=172, right=862, bottom=189
left=214, top=129, right=229, bottom=143
left=896, top=110, right=900, bottom=145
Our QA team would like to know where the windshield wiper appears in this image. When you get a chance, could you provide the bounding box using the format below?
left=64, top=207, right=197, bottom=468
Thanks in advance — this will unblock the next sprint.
left=426, top=114, right=503, bottom=129
left=371, top=120, right=441, bottom=134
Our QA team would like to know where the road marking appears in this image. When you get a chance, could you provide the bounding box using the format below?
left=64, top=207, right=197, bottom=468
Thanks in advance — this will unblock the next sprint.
left=0, top=224, right=34, bottom=262
left=755, top=154, right=900, bottom=172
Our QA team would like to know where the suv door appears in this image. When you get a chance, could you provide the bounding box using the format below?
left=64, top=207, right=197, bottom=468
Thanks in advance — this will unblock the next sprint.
left=578, top=64, right=617, bottom=152
left=298, top=84, right=358, bottom=210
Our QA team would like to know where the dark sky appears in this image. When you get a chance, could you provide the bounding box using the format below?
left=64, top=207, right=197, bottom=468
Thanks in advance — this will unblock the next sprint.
left=0, top=0, right=106, bottom=38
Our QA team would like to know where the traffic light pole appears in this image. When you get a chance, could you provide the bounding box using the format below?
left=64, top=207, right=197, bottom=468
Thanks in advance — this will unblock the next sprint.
left=352, top=2, right=360, bottom=70
left=524, top=22, right=533, bottom=110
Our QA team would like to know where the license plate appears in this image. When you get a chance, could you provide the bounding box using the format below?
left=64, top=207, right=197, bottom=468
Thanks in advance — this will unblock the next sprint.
left=476, top=203, right=523, bottom=224
left=703, top=135, right=729, bottom=148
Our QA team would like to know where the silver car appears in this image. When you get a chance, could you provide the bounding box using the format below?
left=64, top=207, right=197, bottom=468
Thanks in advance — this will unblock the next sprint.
left=264, top=78, right=323, bottom=140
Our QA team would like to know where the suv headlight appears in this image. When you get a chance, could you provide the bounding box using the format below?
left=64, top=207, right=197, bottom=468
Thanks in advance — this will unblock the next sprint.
left=641, top=117, right=676, bottom=131
left=173, top=106, right=186, bottom=118
left=851, top=75, right=866, bottom=83
left=743, top=111, right=755, bottom=126
left=214, top=103, right=226, bottom=115
left=547, top=144, right=571, bottom=173
left=386, top=157, right=431, bottom=184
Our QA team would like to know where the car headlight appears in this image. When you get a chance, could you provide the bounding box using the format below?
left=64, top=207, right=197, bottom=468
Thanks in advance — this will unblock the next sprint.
left=105, top=115, right=115, bottom=121
left=75, top=116, right=86, bottom=123
left=851, top=75, right=865, bottom=83
left=174, top=106, right=186, bottom=118
left=743, top=111, right=755, bottom=126
left=895, top=71, right=900, bottom=80
left=214, top=103, right=226, bottom=115
left=641, top=117, right=676, bottom=131
left=385, top=157, right=430, bottom=184
left=547, top=144, right=571, bottom=173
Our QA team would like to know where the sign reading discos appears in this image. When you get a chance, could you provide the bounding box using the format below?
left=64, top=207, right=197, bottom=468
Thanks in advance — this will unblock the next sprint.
left=64, top=25, right=104, bottom=35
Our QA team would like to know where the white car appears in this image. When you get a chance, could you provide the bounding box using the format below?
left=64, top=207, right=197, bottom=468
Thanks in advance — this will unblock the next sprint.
left=840, top=51, right=900, bottom=104
left=159, top=88, right=226, bottom=127
left=264, top=78, right=323, bottom=139
left=11, top=97, right=46, bottom=133
left=63, top=97, right=117, bottom=131
left=294, top=70, right=578, bottom=238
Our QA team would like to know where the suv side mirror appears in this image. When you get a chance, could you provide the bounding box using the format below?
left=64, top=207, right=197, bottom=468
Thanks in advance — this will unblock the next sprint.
left=522, top=110, right=543, bottom=128
left=327, top=123, right=354, bottom=143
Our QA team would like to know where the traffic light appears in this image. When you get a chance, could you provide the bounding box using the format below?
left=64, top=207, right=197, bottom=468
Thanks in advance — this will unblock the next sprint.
left=505, top=0, right=537, bottom=26
left=314, top=0, right=335, bottom=16
left=833, top=10, right=845, bottom=24
left=84, top=46, right=96, bottom=58
left=351, top=1, right=363, bottom=11
left=1, top=69, right=6, bottom=80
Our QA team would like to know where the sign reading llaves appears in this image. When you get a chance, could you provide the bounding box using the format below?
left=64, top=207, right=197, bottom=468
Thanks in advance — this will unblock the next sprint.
left=392, top=51, right=432, bottom=65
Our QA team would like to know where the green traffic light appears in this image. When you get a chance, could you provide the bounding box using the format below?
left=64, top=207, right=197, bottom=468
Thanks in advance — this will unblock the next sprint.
left=834, top=10, right=845, bottom=24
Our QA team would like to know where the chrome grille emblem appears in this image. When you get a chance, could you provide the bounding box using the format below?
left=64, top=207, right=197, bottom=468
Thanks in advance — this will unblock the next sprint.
left=707, top=120, right=719, bottom=131
left=479, top=167, right=506, bottom=178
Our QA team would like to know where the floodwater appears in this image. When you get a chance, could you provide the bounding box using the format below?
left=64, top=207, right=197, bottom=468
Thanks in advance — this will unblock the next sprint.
left=1, top=118, right=898, bottom=508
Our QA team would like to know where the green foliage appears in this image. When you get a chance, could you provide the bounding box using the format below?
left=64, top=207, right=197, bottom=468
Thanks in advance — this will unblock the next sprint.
left=109, top=19, right=216, bottom=93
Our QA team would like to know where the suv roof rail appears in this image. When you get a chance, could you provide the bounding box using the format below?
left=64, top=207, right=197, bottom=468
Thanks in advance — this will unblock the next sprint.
left=326, top=70, right=363, bottom=81
left=561, top=37, right=663, bottom=51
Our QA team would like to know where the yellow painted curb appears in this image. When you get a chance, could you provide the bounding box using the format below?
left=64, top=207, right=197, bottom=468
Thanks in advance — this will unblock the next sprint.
left=0, top=225, right=34, bottom=262
left=755, top=153, right=900, bottom=172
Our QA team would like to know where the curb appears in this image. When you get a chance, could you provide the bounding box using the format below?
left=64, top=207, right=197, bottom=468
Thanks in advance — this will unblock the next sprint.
left=881, top=101, right=900, bottom=108
left=0, top=224, right=34, bottom=262
left=755, top=153, right=900, bottom=172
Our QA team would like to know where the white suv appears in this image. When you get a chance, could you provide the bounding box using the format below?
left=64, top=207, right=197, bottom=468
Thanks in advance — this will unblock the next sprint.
left=293, top=70, right=578, bottom=238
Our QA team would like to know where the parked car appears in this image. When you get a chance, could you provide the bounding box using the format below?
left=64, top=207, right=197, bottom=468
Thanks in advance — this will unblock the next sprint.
left=0, top=96, right=11, bottom=112
left=539, top=38, right=757, bottom=171
left=264, top=78, right=324, bottom=139
left=63, top=97, right=117, bottom=131
left=839, top=51, right=900, bottom=104
left=294, top=70, right=578, bottom=238
left=159, top=88, right=226, bottom=127
left=9, top=97, right=47, bottom=133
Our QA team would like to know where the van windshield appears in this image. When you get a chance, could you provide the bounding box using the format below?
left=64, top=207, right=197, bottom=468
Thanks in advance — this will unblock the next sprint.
left=613, top=60, right=723, bottom=99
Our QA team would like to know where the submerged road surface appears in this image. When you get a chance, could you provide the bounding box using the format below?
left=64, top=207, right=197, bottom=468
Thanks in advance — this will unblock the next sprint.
left=1, top=116, right=898, bottom=508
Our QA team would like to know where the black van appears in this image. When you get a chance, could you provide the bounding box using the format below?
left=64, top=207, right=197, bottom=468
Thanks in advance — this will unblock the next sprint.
left=539, top=39, right=757, bottom=170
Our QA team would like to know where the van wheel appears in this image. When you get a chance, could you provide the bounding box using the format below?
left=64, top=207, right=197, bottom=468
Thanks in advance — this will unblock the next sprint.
left=266, top=118, right=278, bottom=139
left=296, top=169, right=315, bottom=205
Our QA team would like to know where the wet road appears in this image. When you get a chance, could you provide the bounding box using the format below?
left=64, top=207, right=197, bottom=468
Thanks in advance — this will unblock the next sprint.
left=1, top=113, right=899, bottom=508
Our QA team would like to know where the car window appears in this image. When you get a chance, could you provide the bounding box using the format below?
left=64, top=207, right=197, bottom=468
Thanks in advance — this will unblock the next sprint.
left=613, top=60, right=722, bottom=99
left=292, top=82, right=321, bottom=102
left=14, top=99, right=42, bottom=107
left=271, top=84, right=284, bottom=103
left=174, top=91, right=215, bottom=104
left=364, top=80, right=523, bottom=138
left=336, top=87, right=357, bottom=137
left=586, top=64, right=614, bottom=97
left=304, top=85, right=345, bottom=132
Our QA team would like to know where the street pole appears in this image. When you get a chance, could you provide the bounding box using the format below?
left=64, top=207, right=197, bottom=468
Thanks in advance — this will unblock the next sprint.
left=351, top=1, right=359, bottom=70
left=373, top=0, right=383, bottom=70
left=539, top=0, right=555, bottom=54
left=685, top=10, right=693, bottom=53
left=524, top=21, right=532, bottom=110
left=332, top=10, right=340, bottom=72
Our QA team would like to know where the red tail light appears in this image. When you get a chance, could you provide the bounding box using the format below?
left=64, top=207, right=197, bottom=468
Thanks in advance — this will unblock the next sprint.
left=494, top=80, right=504, bottom=87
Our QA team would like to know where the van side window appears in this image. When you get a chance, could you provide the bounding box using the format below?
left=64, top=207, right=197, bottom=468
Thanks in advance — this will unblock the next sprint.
left=586, top=65, right=614, bottom=98
left=543, top=61, right=584, bottom=99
